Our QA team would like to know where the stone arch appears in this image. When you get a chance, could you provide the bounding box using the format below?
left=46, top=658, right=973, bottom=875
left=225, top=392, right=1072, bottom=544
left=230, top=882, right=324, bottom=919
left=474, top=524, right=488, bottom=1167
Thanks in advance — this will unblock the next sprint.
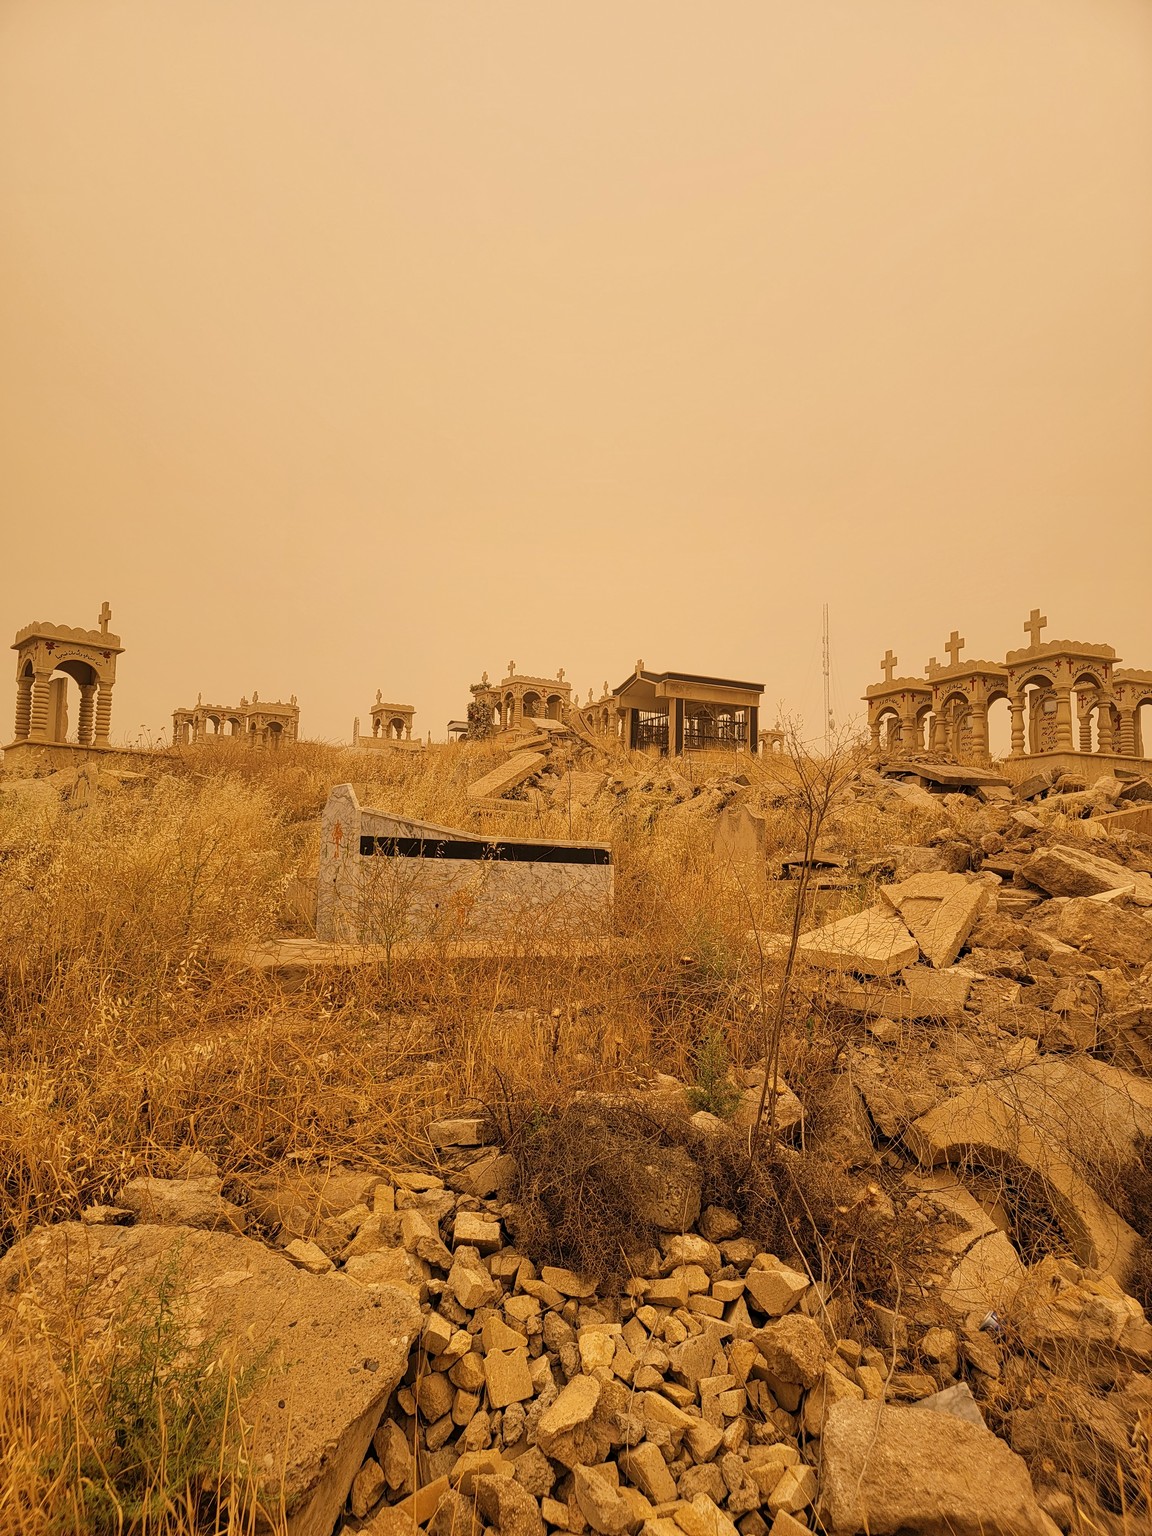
left=915, top=701, right=935, bottom=753
left=44, top=658, right=100, bottom=745
left=1134, top=692, right=1152, bottom=759
left=522, top=691, right=541, bottom=719
left=546, top=693, right=563, bottom=721
left=267, top=721, right=284, bottom=748
left=1072, top=671, right=1107, bottom=753
left=935, top=690, right=971, bottom=756
left=873, top=704, right=902, bottom=752
left=389, top=716, right=406, bottom=739
left=1017, top=671, right=1057, bottom=755
left=986, top=689, right=1011, bottom=761
left=502, top=692, right=514, bottom=728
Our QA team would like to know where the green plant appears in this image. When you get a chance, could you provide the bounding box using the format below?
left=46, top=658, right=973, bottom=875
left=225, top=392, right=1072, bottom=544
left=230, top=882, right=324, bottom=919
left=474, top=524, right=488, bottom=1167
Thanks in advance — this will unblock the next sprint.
left=685, top=1024, right=742, bottom=1118
left=42, top=1257, right=266, bottom=1534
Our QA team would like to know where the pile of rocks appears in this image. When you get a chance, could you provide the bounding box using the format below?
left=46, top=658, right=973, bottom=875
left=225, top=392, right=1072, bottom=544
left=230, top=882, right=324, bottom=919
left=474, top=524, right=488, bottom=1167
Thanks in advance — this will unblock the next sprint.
left=257, top=1117, right=1055, bottom=1536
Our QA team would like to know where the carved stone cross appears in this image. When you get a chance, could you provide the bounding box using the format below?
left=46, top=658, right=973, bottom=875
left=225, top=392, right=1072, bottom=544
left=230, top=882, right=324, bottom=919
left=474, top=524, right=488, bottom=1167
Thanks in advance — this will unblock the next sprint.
left=1025, top=608, right=1048, bottom=647
left=945, top=630, right=965, bottom=666
left=880, top=649, right=897, bottom=684
left=557, top=667, right=565, bottom=682
left=99, top=601, right=111, bottom=635
left=508, top=660, right=516, bottom=677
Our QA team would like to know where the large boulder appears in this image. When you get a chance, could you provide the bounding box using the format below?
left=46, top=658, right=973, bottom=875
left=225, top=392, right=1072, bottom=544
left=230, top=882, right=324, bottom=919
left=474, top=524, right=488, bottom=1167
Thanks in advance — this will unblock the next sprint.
left=1020, top=844, right=1152, bottom=901
left=1033, top=897, right=1152, bottom=969
left=118, top=1175, right=247, bottom=1232
left=0, top=1221, right=420, bottom=1536
left=818, top=1399, right=1056, bottom=1535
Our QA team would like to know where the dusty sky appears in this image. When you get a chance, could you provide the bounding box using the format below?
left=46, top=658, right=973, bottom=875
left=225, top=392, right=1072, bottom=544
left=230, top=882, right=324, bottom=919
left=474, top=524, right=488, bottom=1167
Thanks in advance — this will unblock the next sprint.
left=2, top=1, right=1150, bottom=750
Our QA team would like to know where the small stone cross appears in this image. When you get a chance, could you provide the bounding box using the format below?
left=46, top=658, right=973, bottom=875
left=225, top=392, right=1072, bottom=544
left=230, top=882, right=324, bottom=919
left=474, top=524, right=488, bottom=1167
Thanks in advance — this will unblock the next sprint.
left=880, top=649, right=897, bottom=684
left=557, top=667, right=565, bottom=682
left=98, top=601, right=112, bottom=635
left=945, top=630, right=965, bottom=666
left=635, top=658, right=645, bottom=675
left=1025, top=608, right=1048, bottom=647
left=508, top=660, right=516, bottom=677
left=926, top=656, right=939, bottom=675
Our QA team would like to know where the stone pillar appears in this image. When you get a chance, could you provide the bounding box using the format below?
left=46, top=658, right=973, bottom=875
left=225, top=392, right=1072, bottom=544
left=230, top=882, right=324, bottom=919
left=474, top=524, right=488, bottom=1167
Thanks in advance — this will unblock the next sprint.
left=1136, top=713, right=1146, bottom=760
left=898, top=709, right=917, bottom=752
left=1097, top=705, right=1114, bottom=753
left=1009, top=695, right=1026, bottom=756
left=94, top=681, right=113, bottom=747
left=1078, top=710, right=1093, bottom=754
left=1053, top=688, right=1074, bottom=751
left=29, top=671, right=52, bottom=741
left=748, top=705, right=759, bottom=754
left=14, top=673, right=32, bottom=739
left=869, top=718, right=881, bottom=750
left=968, top=703, right=989, bottom=763
left=1118, top=708, right=1136, bottom=757
left=77, top=683, right=96, bottom=745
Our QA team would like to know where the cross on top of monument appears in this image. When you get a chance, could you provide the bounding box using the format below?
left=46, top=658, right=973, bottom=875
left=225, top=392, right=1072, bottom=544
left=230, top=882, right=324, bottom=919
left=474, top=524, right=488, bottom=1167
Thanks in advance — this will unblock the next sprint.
left=926, top=656, right=940, bottom=675
left=98, top=601, right=112, bottom=635
left=508, top=660, right=516, bottom=677
left=945, top=630, right=965, bottom=666
left=880, top=649, right=897, bottom=684
left=557, top=667, right=565, bottom=682
left=1024, top=608, right=1048, bottom=648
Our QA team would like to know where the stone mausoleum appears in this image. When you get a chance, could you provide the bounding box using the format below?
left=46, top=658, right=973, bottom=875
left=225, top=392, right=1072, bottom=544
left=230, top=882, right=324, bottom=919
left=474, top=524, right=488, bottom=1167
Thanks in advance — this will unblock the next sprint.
left=172, top=693, right=300, bottom=748
left=353, top=691, right=417, bottom=749
left=865, top=610, right=1152, bottom=781
left=5, top=602, right=124, bottom=769
left=583, top=662, right=764, bottom=754
left=469, top=664, right=573, bottom=731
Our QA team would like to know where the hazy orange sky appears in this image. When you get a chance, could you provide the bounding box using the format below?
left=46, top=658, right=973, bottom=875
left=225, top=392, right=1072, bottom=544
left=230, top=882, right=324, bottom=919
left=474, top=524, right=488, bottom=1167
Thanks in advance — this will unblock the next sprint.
left=2, top=1, right=1150, bottom=749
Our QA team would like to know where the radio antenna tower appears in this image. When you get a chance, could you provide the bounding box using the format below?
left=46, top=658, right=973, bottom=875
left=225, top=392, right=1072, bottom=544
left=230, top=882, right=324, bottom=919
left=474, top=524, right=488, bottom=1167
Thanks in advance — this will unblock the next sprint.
left=822, top=603, right=835, bottom=749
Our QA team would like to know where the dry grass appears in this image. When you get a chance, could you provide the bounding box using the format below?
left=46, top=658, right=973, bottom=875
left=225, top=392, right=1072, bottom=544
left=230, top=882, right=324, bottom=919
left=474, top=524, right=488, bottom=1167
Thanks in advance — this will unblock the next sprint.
left=13, top=735, right=1138, bottom=1529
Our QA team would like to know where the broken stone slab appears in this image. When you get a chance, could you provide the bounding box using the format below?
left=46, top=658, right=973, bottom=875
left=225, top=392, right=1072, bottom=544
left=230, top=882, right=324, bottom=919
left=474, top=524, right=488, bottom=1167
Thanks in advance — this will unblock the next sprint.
left=632, top=1146, right=702, bottom=1232
left=743, top=1262, right=810, bottom=1318
left=533, top=1374, right=616, bottom=1467
left=818, top=1399, right=1055, bottom=1535
left=905, top=1172, right=1026, bottom=1319
left=428, top=1115, right=497, bottom=1149
left=794, top=906, right=919, bottom=978
left=1019, top=842, right=1152, bottom=900
left=0, top=1222, right=420, bottom=1536
left=118, top=1176, right=247, bottom=1233
left=1032, top=897, right=1152, bottom=969
left=899, top=966, right=972, bottom=1021
left=467, top=751, right=549, bottom=803
left=1008, top=1254, right=1152, bottom=1385
left=878, top=873, right=988, bottom=969
left=909, top=1381, right=986, bottom=1428
left=243, top=1166, right=385, bottom=1241
left=906, top=1056, right=1152, bottom=1283
left=752, top=1314, right=829, bottom=1388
